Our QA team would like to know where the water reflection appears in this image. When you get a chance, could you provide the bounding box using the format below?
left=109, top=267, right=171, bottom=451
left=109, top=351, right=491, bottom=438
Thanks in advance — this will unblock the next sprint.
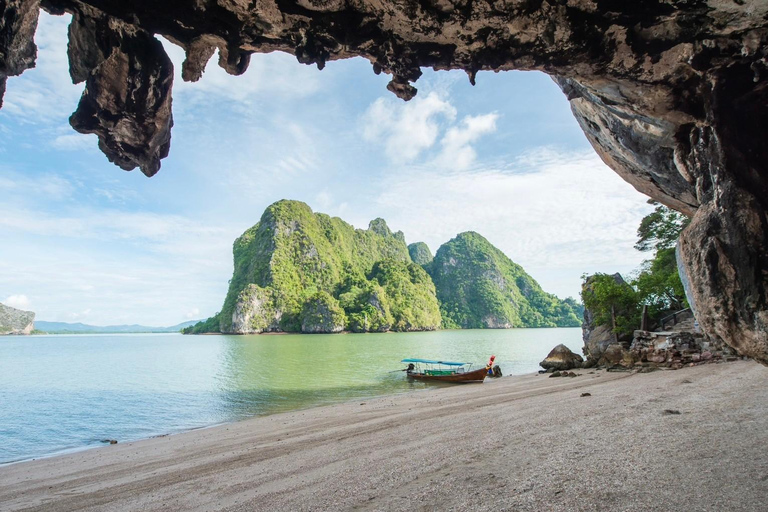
left=213, top=329, right=584, bottom=420
left=0, top=329, right=582, bottom=463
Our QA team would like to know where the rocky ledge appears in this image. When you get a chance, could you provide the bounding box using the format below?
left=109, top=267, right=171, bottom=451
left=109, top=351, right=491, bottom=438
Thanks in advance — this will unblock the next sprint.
left=2, top=1, right=768, bottom=363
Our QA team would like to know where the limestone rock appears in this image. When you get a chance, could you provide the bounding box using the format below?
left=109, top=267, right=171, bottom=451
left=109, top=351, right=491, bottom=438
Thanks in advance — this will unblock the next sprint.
left=629, top=329, right=732, bottom=368
left=230, top=284, right=280, bottom=334
left=1, top=1, right=768, bottom=362
left=0, top=0, right=40, bottom=108
left=0, top=302, right=35, bottom=335
left=300, top=292, right=345, bottom=334
left=408, top=242, right=433, bottom=266
left=539, top=344, right=584, bottom=372
left=65, top=7, right=174, bottom=177
left=215, top=200, right=434, bottom=334
left=428, top=232, right=581, bottom=328
left=599, top=343, right=636, bottom=368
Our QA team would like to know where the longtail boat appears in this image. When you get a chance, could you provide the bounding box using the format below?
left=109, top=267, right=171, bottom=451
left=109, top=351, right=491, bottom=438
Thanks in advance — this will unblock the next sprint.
left=401, top=358, right=488, bottom=383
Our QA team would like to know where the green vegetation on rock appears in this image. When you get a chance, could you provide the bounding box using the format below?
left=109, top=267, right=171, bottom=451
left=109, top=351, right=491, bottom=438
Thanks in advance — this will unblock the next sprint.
left=300, top=291, right=346, bottom=333
left=408, top=242, right=433, bottom=266
left=581, top=201, right=691, bottom=336
left=581, top=273, right=640, bottom=337
left=188, top=200, right=580, bottom=335
left=369, top=259, right=442, bottom=331
left=204, top=200, right=429, bottom=334
left=426, top=232, right=581, bottom=328
left=182, top=315, right=221, bottom=335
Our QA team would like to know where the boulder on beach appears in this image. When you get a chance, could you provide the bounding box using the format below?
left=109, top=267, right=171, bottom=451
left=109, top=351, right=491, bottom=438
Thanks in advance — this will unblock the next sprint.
left=599, top=343, right=637, bottom=368
left=539, top=344, right=584, bottom=371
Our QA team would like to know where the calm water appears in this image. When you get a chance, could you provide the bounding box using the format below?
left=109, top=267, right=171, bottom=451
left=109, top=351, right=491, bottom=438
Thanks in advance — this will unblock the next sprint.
left=0, top=329, right=582, bottom=463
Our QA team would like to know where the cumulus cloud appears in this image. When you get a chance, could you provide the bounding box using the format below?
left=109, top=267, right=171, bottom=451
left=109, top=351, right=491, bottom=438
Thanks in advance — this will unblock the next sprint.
left=436, top=112, right=499, bottom=170
left=3, top=295, right=31, bottom=310
left=362, top=92, right=457, bottom=162
left=185, top=308, right=201, bottom=319
left=374, top=147, right=654, bottom=298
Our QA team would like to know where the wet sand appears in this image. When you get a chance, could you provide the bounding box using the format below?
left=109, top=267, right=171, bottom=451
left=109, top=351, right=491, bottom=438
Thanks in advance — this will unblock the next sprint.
left=1, top=360, right=766, bottom=511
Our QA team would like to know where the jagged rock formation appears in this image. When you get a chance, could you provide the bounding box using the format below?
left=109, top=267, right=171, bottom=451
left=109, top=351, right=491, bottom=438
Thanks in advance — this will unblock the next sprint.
left=0, top=302, right=35, bottom=335
left=427, top=232, right=581, bottom=328
left=408, top=242, right=433, bottom=266
left=300, top=292, right=345, bottom=334
left=187, top=200, right=575, bottom=334
left=2, top=1, right=768, bottom=363
left=197, top=199, right=440, bottom=334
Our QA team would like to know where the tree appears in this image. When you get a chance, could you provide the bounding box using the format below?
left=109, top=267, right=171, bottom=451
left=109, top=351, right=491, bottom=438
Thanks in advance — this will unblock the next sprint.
left=632, top=201, right=690, bottom=318
left=634, top=248, right=688, bottom=317
left=635, top=200, right=690, bottom=252
left=581, top=274, right=640, bottom=338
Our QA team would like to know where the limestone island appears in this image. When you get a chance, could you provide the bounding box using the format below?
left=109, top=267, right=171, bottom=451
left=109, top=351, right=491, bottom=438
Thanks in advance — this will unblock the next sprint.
left=184, top=200, right=582, bottom=334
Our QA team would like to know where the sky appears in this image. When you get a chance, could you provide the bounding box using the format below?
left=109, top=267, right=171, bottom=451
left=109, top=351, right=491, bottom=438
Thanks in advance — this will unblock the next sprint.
left=0, top=13, right=654, bottom=326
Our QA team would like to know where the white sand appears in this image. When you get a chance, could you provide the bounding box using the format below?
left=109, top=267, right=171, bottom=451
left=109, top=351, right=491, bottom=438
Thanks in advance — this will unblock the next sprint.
left=1, top=360, right=766, bottom=511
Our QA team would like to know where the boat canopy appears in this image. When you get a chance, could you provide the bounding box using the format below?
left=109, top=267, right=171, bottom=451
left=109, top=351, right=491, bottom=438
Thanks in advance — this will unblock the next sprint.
left=401, top=358, right=469, bottom=366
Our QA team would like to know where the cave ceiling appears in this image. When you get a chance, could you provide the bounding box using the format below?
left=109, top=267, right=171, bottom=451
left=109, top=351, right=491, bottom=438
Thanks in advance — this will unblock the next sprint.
left=1, top=0, right=767, bottom=364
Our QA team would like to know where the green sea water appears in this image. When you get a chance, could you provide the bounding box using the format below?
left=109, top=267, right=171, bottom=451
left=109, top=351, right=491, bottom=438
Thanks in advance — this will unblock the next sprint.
left=0, top=329, right=582, bottom=463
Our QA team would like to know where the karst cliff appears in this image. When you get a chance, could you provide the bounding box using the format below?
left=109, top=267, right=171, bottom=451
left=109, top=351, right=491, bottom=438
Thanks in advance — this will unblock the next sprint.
left=185, top=200, right=579, bottom=334
left=2, top=0, right=767, bottom=362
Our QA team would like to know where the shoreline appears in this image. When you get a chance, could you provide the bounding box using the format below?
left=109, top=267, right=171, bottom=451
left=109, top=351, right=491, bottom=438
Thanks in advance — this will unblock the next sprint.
left=1, top=360, right=766, bottom=511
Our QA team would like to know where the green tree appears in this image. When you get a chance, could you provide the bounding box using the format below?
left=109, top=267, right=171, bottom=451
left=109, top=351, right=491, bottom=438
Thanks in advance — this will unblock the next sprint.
left=632, top=201, right=690, bottom=318
left=635, top=200, right=690, bottom=252
left=581, top=274, right=640, bottom=337
left=634, top=248, right=688, bottom=316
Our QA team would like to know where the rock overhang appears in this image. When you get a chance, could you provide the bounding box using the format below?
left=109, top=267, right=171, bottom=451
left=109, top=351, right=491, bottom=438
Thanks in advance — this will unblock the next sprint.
left=1, top=0, right=767, bottom=363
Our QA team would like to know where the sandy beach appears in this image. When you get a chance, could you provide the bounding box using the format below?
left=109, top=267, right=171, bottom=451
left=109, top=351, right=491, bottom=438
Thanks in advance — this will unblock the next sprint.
left=1, top=360, right=766, bottom=511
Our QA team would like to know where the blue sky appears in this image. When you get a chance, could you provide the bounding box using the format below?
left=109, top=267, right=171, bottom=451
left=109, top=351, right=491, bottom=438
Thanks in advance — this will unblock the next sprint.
left=0, top=13, right=653, bottom=326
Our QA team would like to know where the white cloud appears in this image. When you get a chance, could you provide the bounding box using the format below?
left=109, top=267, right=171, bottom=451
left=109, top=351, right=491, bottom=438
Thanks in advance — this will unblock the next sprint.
left=363, top=92, right=457, bottom=162
left=68, top=308, right=92, bottom=320
left=3, top=294, right=31, bottom=310
left=50, top=133, right=97, bottom=151
left=0, top=208, right=240, bottom=325
left=185, top=308, right=201, bottom=319
left=0, top=206, right=237, bottom=261
left=159, top=38, right=324, bottom=108
left=0, top=169, right=77, bottom=200
left=436, top=112, right=499, bottom=170
left=374, top=147, right=654, bottom=299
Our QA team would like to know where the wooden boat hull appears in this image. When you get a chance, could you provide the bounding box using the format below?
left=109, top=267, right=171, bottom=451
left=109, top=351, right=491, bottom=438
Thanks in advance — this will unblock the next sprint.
left=407, top=366, right=488, bottom=383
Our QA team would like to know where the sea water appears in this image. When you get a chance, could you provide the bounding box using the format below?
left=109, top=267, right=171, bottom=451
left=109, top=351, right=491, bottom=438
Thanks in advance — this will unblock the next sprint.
left=0, top=328, right=582, bottom=463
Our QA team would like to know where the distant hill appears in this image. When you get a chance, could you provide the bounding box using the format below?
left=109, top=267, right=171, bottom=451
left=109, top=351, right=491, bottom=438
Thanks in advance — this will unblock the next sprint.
left=34, top=320, right=200, bottom=334
left=185, top=199, right=581, bottom=334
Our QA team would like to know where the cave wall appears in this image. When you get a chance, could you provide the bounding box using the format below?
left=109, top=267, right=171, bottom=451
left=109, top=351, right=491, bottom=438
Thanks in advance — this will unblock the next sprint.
left=1, top=0, right=767, bottom=363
